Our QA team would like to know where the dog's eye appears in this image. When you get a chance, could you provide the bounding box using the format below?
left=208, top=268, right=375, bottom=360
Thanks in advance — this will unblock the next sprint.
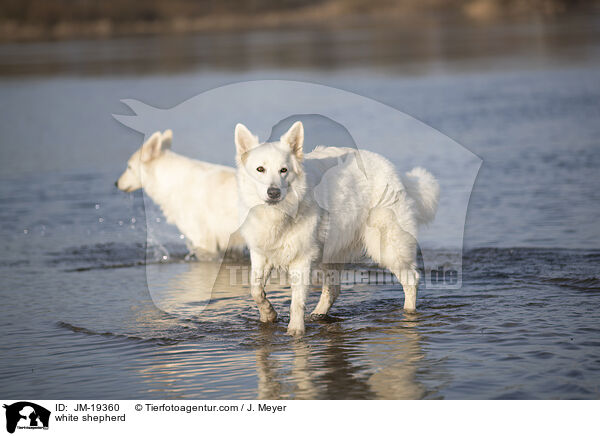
left=256, top=166, right=265, bottom=173
left=280, top=168, right=288, bottom=174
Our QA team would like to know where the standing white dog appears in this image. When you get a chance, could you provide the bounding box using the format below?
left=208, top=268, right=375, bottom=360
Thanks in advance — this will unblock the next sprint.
left=235, top=121, right=439, bottom=335
left=117, top=130, right=244, bottom=255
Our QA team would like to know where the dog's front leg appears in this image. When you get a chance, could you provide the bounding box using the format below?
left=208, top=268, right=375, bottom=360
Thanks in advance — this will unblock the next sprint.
left=250, top=250, right=277, bottom=323
left=287, top=258, right=311, bottom=336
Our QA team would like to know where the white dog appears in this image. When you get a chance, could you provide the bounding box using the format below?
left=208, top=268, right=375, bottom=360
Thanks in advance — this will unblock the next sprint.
left=117, top=130, right=244, bottom=255
left=235, top=121, right=439, bottom=335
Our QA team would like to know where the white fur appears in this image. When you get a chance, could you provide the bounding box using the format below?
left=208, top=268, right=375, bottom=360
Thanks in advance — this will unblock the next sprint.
left=117, top=130, right=244, bottom=255
left=235, top=122, right=439, bottom=335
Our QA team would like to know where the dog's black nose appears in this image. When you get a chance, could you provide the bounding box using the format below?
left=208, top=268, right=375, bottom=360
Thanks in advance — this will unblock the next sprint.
left=267, top=186, right=281, bottom=200
left=114, top=181, right=118, bottom=188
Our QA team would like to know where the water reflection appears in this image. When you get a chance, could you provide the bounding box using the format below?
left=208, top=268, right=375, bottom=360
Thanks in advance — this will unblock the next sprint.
left=255, top=335, right=317, bottom=400
left=251, top=316, right=429, bottom=399
left=145, top=260, right=248, bottom=319
left=365, top=314, right=427, bottom=399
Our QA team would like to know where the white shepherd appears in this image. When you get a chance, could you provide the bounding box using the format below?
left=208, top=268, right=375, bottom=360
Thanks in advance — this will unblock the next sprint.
left=235, top=121, right=439, bottom=335
left=117, top=130, right=244, bottom=255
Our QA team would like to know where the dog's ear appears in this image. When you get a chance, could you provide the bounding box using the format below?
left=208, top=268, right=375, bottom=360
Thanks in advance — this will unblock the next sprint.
left=140, top=130, right=171, bottom=162
left=140, top=131, right=163, bottom=163
left=280, top=121, right=304, bottom=162
left=161, top=129, right=173, bottom=151
left=235, top=123, right=258, bottom=163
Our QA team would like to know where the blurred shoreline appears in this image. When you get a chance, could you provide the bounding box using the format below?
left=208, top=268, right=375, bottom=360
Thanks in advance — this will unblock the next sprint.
left=1, top=0, right=599, bottom=43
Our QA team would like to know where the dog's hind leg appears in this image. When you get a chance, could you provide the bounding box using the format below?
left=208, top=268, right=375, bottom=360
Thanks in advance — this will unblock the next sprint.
left=311, top=264, right=341, bottom=318
left=394, top=268, right=419, bottom=313
left=250, top=251, right=277, bottom=323
left=365, top=207, right=420, bottom=312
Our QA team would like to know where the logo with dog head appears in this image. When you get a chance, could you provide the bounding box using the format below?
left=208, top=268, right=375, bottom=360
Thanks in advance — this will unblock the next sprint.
left=3, top=402, right=50, bottom=434
left=113, top=80, right=481, bottom=315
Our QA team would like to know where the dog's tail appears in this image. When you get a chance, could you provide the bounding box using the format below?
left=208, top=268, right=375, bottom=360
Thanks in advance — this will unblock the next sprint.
left=402, top=167, right=439, bottom=225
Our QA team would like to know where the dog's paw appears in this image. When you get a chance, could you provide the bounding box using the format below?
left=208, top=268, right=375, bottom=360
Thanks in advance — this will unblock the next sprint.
left=286, top=326, right=305, bottom=336
left=309, top=312, right=329, bottom=321
left=259, top=310, right=278, bottom=323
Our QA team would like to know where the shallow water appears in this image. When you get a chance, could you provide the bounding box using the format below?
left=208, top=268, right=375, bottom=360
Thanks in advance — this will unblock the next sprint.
left=2, top=209, right=600, bottom=399
left=1, top=18, right=600, bottom=399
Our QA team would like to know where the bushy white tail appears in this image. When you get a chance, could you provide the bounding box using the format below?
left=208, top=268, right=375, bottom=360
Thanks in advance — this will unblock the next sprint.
left=402, top=167, right=439, bottom=224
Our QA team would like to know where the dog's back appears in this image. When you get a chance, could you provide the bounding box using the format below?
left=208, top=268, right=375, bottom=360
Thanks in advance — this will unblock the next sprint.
left=306, top=146, right=438, bottom=261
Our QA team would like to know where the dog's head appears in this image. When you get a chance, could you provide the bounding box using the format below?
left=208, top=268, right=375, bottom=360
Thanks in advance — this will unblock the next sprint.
left=235, top=121, right=304, bottom=207
left=116, top=129, right=172, bottom=192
